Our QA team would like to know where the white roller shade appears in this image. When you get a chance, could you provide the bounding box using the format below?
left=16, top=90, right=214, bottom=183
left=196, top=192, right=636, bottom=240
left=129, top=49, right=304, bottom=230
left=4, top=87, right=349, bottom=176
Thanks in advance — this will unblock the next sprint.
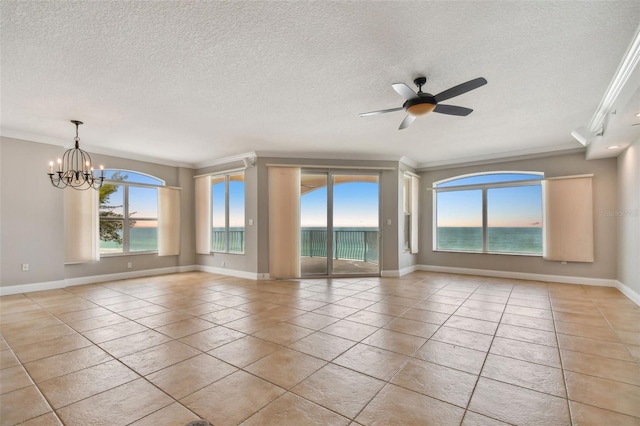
left=542, top=175, right=594, bottom=262
left=411, top=175, right=419, bottom=254
left=268, top=167, right=301, bottom=279
left=64, top=188, right=99, bottom=264
left=158, top=187, right=180, bottom=256
left=195, top=175, right=211, bottom=254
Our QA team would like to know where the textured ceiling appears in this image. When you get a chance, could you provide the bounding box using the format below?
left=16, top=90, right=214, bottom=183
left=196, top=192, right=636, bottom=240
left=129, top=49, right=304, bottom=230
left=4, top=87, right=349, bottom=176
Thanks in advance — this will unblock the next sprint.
left=1, top=1, right=639, bottom=168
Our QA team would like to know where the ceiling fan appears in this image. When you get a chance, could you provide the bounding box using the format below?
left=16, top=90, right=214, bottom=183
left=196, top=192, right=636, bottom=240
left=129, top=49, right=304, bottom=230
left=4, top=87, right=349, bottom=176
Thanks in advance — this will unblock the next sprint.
left=359, top=76, right=487, bottom=130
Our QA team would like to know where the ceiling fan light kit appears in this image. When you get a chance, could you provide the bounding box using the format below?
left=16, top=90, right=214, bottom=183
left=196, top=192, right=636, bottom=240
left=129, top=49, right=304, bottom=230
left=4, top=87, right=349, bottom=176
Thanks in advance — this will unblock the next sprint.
left=403, top=77, right=436, bottom=117
left=360, top=76, right=487, bottom=129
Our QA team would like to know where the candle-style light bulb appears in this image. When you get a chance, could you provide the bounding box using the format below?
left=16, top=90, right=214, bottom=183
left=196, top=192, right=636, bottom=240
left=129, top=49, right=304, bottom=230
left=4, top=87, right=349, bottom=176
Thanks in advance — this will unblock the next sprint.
left=57, top=158, right=62, bottom=172
left=49, top=161, right=53, bottom=174
left=100, top=165, right=104, bottom=178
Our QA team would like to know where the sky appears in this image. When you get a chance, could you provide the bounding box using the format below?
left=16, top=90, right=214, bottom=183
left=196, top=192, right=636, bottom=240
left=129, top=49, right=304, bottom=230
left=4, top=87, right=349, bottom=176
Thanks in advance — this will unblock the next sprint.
left=102, top=170, right=246, bottom=230
left=437, top=185, right=542, bottom=227
left=100, top=184, right=160, bottom=227
left=101, top=170, right=161, bottom=228
left=102, top=170, right=540, bottom=231
left=301, top=180, right=379, bottom=228
left=212, top=180, right=245, bottom=228
left=436, top=173, right=543, bottom=228
left=102, top=170, right=379, bottom=231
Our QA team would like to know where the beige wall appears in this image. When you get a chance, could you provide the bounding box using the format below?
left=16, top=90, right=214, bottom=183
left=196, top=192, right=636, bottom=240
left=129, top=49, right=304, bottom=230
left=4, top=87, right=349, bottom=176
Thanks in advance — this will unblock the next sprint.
left=195, top=159, right=259, bottom=273
left=0, top=138, right=405, bottom=286
left=1, top=138, right=66, bottom=286
left=3, top=135, right=627, bottom=288
left=178, top=167, right=196, bottom=268
left=0, top=137, right=190, bottom=287
left=418, top=152, right=618, bottom=280
left=617, top=140, right=639, bottom=293
left=254, top=157, right=401, bottom=275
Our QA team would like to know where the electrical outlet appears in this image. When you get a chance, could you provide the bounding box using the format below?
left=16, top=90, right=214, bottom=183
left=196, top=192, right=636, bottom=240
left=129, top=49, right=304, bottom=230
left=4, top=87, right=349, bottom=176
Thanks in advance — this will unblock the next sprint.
left=21, top=263, right=29, bottom=271
left=387, top=219, right=392, bottom=225
left=127, top=262, right=132, bottom=269
left=221, top=261, right=226, bottom=268
left=249, top=219, right=254, bottom=226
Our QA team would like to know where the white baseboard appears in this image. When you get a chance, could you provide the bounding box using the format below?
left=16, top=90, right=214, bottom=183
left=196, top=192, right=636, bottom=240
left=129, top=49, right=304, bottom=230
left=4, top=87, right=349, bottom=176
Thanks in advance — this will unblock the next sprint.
left=399, top=265, right=418, bottom=277
left=196, top=265, right=266, bottom=281
left=0, top=266, right=195, bottom=296
left=615, top=280, right=640, bottom=306
left=0, top=265, right=273, bottom=296
left=178, top=265, right=199, bottom=273
left=65, top=267, right=185, bottom=287
left=0, top=280, right=67, bottom=296
left=417, top=264, right=618, bottom=287
left=381, top=265, right=418, bottom=278
left=7, top=263, right=633, bottom=306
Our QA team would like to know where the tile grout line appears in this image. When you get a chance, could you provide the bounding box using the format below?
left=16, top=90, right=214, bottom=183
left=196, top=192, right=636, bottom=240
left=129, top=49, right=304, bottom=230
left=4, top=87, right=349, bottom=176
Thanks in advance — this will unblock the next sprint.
left=0, top=343, right=63, bottom=425
left=3, top=273, right=639, bottom=425
left=458, top=278, right=516, bottom=426
left=345, top=276, right=481, bottom=424
left=589, top=289, right=640, bottom=369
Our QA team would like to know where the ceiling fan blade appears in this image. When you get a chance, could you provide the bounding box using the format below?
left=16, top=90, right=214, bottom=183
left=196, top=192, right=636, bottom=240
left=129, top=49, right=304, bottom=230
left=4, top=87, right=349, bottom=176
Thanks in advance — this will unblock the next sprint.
left=359, top=107, right=404, bottom=117
left=434, top=104, right=473, bottom=116
left=434, top=77, right=487, bottom=103
left=392, top=83, right=419, bottom=100
left=398, top=114, right=416, bottom=130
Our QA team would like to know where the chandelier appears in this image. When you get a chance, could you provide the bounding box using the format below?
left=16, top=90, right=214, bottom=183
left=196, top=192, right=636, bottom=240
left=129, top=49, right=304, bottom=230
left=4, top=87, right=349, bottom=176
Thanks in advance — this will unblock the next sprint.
left=48, top=120, right=104, bottom=190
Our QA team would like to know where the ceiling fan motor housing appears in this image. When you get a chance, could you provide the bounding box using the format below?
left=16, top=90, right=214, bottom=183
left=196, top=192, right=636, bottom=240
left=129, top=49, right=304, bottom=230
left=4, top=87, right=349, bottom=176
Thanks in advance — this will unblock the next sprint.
left=404, top=93, right=437, bottom=116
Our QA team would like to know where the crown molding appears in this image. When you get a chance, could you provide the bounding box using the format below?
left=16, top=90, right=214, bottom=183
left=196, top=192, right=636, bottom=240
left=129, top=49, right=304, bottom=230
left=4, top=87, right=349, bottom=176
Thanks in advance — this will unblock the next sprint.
left=254, top=150, right=404, bottom=163
left=588, top=26, right=640, bottom=134
left=1, top=129, right=194, bottom=168
left=193, top=151, right=257, bottom=170
left=399, top=155, right=418, bottom=169
left=0, top=128, right=69, bottom=147
left=417, top=145, right=585, bottom=171
left=81, top=144, right=194, bottom=168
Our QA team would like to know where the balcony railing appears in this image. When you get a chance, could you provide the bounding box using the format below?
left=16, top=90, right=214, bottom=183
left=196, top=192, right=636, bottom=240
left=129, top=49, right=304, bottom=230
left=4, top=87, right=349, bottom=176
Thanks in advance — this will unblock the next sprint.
left=211, top=227, right=379, bottom=263
left=301, top=228, right=379, bottom=264
left=212, top=229, right=245, bottom=253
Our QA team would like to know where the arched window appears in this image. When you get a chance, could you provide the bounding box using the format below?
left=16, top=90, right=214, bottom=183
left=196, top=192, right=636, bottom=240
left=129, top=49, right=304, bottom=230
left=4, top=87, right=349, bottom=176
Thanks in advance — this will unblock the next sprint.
left=99, top=169, right=165, bottom=255
left=433, top=172, right=543, bottom=255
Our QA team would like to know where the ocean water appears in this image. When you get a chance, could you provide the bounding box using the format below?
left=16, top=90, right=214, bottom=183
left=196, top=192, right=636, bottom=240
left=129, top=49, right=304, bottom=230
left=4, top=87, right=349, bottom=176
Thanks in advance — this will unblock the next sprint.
left=437, top=227, right=542, bottom=254
left=102, top=227, right=247, bottom=254
left=100, top=227, right=158, bottom=253
left=100, top=226, right=541, bottom=256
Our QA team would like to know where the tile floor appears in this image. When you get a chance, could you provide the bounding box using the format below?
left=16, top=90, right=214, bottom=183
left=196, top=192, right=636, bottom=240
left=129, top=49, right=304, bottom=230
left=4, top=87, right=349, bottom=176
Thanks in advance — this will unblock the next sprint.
left=1, top=271, right=639, bottom=425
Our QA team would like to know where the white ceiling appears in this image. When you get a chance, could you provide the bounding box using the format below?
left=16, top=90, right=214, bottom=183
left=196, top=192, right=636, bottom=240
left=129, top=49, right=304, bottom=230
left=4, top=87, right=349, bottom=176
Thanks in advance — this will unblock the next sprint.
left=1, top=1, right=639, bottom=168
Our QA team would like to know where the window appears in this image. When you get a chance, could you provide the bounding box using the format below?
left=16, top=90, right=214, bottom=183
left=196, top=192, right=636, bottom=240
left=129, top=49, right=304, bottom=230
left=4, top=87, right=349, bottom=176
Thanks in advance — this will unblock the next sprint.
left=211, top=172, right=245, bottom=253
left=403, top=175, right=411, bottom=251
left=99, top=170, right=164, bottom=255
left=434, top=172, right=543, bottom=255
left=402, top=173, right=420, bottom=254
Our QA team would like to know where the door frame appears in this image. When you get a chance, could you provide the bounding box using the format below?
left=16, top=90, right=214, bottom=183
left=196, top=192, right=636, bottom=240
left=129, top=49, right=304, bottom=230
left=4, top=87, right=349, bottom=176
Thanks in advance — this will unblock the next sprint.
left=300, top=169, right=382, bottom=278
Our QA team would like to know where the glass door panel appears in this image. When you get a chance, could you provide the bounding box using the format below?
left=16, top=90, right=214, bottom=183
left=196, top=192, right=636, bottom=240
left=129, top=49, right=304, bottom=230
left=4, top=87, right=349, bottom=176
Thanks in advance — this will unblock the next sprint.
left=332, top=174, right=379, bottom=275
left=300, top=173, right=328, bottom=276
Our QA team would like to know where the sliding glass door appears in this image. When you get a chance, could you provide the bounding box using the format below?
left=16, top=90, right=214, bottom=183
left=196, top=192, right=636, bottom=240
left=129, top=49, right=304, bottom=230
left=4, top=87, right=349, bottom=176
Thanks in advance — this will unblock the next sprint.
left=300, top=171, right=380, bottom=276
